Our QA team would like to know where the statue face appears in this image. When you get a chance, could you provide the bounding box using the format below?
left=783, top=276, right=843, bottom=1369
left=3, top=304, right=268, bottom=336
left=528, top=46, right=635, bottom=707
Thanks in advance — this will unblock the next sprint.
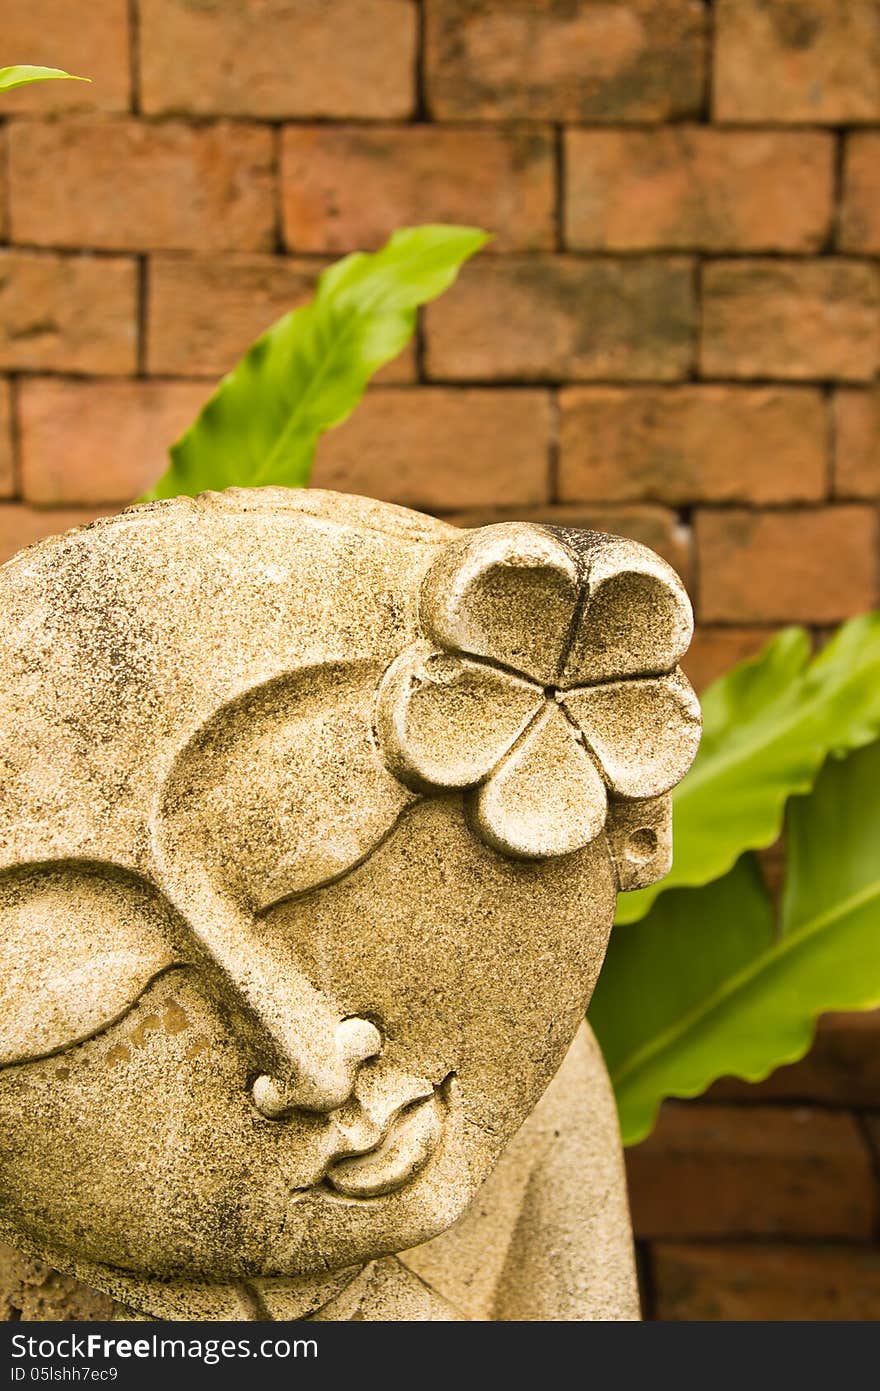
left=0, top=492, right=699, bottom=1303
left=0, top=807, right=617, bottom=1283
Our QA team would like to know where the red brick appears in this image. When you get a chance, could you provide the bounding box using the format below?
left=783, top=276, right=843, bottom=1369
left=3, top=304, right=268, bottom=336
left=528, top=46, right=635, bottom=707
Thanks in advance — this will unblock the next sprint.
left=424, top=0, right=706, bottom=122
left=0, top=507, right=116, bottom=569
left=559, top=386, right=827, bottom=505
left=439, top=503, right=692, bottom=587
left=147, top=255, right=414, bottom=382
left=683, top=625, right=777, bottom=692
left=140, top=0, right=415, bottom=118
left=0, top=0, right=130, bottom=114
left=281, top=126, right=554, bottom=253
left=701, top=260, right=880, bottom=383
left=758, top=839, right=788, bottom=906
left=0, top=383, right=14, bottom=499
left=0, top=129, right=6, bottom=241
left=18, top=379, right=208, bottom=505
left=834, top=388, right=879, bottom=500
left=654, top=1243, right=880, bottom=1321
left=0, top=251, right=136, bottom=375
left=425, top=257, right=695, bottom=382
left=714, top=0, right=880, bottom=124
left=711, top=1012, right=880, bottom=1108
left=696, top=507, right=878, bottom=624
left=8, top=119, right=274, bottom=253
left=312, top=388, right=551, bottom=511
left=840, top=133, right=880, bottom=255
left=565, top=128, right=833, bottom=253
left=627, top=1104, right=876, bottom=1240
left=862, top=1114, right=880, bottom=1166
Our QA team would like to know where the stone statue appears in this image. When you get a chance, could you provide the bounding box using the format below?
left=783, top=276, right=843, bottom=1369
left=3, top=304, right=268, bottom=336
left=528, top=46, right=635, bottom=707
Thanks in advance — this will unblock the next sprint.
left=0, top=489, right=700, bottom=1321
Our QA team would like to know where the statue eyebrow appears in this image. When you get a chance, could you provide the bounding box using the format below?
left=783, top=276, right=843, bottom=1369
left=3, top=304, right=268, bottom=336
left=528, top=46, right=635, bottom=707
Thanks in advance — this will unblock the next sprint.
left=253, top=802, right=416, bottom=917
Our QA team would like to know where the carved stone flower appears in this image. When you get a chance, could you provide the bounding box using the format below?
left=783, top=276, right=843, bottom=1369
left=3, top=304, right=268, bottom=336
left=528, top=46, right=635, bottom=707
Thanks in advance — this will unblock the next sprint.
left=375, top=523, right=701, bottom=859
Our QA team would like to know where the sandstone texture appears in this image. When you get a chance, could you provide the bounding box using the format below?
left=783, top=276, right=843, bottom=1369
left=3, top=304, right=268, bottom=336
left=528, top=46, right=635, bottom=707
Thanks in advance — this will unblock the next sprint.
left=0, top=490, right=700, bottom=1319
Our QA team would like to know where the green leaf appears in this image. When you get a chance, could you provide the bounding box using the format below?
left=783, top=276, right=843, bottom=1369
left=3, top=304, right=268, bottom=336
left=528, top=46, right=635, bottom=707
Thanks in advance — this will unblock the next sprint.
left=616, top=613, right=880, bottom=924
left=592, top=740, right=880, bottom=1145
left=591, top=856, right=774, bottom=1145
left=0, top=65, right=90, bottom=92
left=144, top=225, right=489, bottom=501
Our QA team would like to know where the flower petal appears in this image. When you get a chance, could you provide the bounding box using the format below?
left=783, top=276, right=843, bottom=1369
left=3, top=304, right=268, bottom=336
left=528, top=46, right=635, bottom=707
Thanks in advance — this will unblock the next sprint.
left=560, top=537, right=693, bottom=686
left=375, top=641, right=542, bottom=791
left=563, top=669, right=701, bottom=800
left=420, top=523, right=580, bottom=685
left=471, top=704, right=608, bottom=859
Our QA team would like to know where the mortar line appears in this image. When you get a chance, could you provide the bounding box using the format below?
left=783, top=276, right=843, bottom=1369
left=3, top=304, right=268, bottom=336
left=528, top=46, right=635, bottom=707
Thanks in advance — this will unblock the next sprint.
left=413, top=1, right=428, bottom=122
left=8, top=374, right=22, bottom=501
left=136, top=254, right=148, bottom=376
left=128, top=0, right=141, bottom=114
left=553, top=123, right=565, bottom=252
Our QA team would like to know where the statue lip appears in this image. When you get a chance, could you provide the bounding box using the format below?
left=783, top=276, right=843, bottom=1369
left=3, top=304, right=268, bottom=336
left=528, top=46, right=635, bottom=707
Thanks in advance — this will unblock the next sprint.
left=322, top=1089, right=446, bottom=1199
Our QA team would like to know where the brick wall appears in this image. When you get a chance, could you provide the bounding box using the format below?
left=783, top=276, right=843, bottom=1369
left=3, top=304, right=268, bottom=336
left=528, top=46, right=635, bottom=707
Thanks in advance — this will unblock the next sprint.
left=0, top=0, right=878, bottom=1320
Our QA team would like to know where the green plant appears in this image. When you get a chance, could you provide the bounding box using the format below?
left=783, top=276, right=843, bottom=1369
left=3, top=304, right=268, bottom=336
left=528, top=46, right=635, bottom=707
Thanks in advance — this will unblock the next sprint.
left=590, top=736, right=880, bottom=1144
left=138, top=227, right=880, bottom=1150
left=615, top=618, right=880, bottom=924
left=145, top=225, right=488, bottom=500
left=589, top=620, right=880, bottom=1143
left=0, top=65, right=90, bottom=92
left=8, top=44, right=876, bottom=1161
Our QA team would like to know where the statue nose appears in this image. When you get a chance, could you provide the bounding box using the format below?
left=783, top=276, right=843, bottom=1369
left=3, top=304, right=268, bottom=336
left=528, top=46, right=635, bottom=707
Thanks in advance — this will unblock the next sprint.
left=250, top=1016, right=383, bottom=1118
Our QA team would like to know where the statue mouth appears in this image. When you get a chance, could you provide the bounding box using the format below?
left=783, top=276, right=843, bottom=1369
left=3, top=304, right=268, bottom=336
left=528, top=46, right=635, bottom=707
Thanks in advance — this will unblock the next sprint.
left=321, top=1082, right=450, bottom=1200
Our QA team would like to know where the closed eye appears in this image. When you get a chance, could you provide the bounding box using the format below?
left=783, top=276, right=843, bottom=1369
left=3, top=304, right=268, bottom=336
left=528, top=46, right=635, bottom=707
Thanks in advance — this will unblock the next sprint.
left=0, top=861, right=188, bottom=1068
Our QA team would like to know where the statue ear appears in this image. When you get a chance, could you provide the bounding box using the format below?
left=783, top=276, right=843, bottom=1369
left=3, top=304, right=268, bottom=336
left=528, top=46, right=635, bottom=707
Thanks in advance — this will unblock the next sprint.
left=604, top=795, right=673, bottom=893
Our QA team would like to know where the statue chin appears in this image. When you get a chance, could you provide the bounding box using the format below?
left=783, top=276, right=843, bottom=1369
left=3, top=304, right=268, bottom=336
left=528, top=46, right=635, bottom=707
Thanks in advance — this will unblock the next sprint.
left=0, top=1090, right=486, bottom=1321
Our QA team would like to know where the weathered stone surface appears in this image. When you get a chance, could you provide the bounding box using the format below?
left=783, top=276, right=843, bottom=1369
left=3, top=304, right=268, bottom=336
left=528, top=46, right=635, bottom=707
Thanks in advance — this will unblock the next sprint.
left=0, top=1242, right=117, bottom=1321
left=696, top=506, right=878, bottom=624
left=281, top=126, right=555, bottom=254
left=0, top=385, right=14, bottom=501
left=140, top=0, right=416, bottom=118
left=0, top=506, right=115, bottom=568
left=442, top=504, right=693, bottom=591
left=425, top=256, right=695, bottom=381
left=19, top=378, right=208, bottom=504
left=0, top=489, right=699, bottom=1319
left=0, top=130, right=5, bottom=243
left=147, top=256, right=415, bottom=383
left=424, top=0, right=707, bottom=121
left=714, top=0, right=880, bottom=124
left=701, top=260, right=880, bottom=383
left=559, top=386, right=827, bottom=504
left=834, top=387, right=879, bottom=500
left=0, top=0, right=130, bottom=114
left=8, top=120, right=275, bottom=254
left=313, top=388, right=551, bottom=510
left=0, top=250, right=137, bottom=375
left=565, top=129, right=833, bottom=252
left=840, top=133, right=880, bottom=253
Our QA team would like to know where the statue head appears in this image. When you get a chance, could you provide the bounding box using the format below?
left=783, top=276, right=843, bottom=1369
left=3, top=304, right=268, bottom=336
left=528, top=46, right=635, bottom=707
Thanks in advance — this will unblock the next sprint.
left=0, top=489, right=699, bottom=1317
